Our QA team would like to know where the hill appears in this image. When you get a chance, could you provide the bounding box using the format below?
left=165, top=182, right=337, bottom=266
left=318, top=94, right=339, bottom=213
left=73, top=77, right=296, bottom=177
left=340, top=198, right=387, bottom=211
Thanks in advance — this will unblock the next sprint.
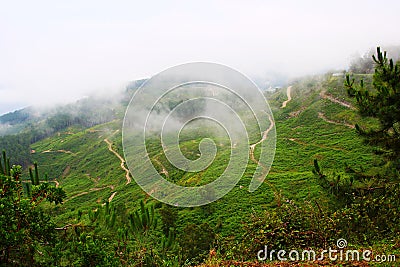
left=2, top=72, right=397, bottom=266
left=26, top=73, right=378, bottom=230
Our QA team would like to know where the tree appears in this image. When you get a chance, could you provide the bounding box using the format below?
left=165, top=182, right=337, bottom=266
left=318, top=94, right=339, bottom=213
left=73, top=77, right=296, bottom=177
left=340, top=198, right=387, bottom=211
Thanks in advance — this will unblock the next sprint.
left=128, top=200, right=158, bottom=234
left=310, top=47, right=400, bottom=244
left=310, top=47, right=400, bottom=242
left=345, top=47, right=400, bottom=171
left=349, top=48, right=375, bottom=74
left=0, top=151, right=66, bottom=266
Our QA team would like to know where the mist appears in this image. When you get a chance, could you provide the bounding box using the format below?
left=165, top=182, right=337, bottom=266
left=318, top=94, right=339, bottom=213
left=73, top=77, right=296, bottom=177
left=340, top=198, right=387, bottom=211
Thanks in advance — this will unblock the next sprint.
left=1, top=0, right=400, bottom=115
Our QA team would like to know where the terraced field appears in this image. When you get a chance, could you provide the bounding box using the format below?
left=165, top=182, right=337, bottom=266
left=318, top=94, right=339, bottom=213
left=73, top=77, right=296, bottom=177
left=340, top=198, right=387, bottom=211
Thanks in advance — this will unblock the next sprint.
left=30, top=75, right=377, bottom=238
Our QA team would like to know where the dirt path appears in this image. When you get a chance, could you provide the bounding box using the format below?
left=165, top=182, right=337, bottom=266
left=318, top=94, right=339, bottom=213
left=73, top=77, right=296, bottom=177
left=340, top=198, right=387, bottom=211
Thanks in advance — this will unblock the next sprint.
left=318, top=112, right=355, bottom=129
left=25, top=180, right=60, bottom=187
left=65, top=186, right=111, bottom=202
left=249, top=113, right=274, bottom=170
left=250, top=114, right=275, bottom=155
left=320, top=91, right=355, bottom=110
left=248, top=113, right=277, bottom=191
left=42, top=149, right=76, bottom=156
left=104, top=138, right=131, bottom=185
left=289, top=107, right=306, bottom=118
left=65, top=185, right=116, bottom=203
left=281, top=86, right=292, bottom=108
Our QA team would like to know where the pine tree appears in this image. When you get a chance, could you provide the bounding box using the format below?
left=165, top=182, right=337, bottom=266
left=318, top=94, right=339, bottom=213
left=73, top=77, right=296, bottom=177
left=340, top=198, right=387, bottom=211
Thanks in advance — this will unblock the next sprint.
left=29, top=162, right=40, bottom=185
left=345, top=47, right=400, bottom=170
left=0, top=151, right=66, bottom=265
left=128, top=200, right=157, bottom=234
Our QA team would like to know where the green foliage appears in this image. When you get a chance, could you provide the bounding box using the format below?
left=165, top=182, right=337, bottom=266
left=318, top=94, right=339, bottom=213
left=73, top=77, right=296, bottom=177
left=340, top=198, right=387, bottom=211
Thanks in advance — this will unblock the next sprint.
left=312, top=160, right=400, bottom=242
left=179, top=222, right=216, bottom=264
left=312, top=159, right=355, bottom=204
left=159, top=204, right=179, bottom=235
left=29, top=162, right=39, bottom=185
left=129, top=200, right=158, bottom=234
left=0, top=133, right=32, bottom=167
left=31, top=182, right=67, bottom=205
left=346, top=47, right=400, bottom=168
left=236, top=198, right=339, bottom=261
left=23, top=69, right=385, bottom=264
left=336, top=183, right=400, bottom=243
left=53, top=200, right=181, bottom=266
left=1, top=150, right=10, bottom=176
left=52, top=201, right=124, bottom=266
left=312, top=159, right=325, bottom=179
left=0, top=151, right=66, bottom=266
left=3, top=57, right=399, bottom=265
left=0, top=109, right=31, bottom=125
left=303, top=47, right=400, bottom=248
left=51, top=231, right=119, bottom=267
left=89, top=201, right=117, bottom=230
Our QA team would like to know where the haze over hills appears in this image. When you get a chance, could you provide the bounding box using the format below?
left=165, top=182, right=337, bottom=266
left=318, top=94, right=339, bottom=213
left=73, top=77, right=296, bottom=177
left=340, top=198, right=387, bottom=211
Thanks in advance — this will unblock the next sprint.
left=1, top=48, right=399, bottom=265
left=4, top=70, right=376, bottom=229
left=3, top=1, right=400, bottom=118
left=2, top=0, right=400, bottom=264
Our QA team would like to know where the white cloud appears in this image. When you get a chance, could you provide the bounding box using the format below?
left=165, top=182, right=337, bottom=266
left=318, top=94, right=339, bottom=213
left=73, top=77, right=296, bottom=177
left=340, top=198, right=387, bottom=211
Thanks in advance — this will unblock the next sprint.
left=1, top=0, right=400, bottom=114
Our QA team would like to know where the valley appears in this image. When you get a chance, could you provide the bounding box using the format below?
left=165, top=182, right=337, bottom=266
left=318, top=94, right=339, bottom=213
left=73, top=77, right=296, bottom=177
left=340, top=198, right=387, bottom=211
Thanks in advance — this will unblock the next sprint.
left=28, top=74, right=376, bottom=227
left=2, top=69, right=399, bottom=266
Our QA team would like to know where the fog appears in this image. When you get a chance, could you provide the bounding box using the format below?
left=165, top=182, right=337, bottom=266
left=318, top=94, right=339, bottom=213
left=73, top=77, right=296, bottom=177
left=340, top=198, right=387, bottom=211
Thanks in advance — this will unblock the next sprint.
left=1, top=0, right=400, bottom=115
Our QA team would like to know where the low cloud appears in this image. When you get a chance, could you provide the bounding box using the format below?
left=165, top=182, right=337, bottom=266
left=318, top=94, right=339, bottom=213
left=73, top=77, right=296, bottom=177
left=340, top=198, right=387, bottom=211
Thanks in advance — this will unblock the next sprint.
left=1, top=0, right=399, bottom=114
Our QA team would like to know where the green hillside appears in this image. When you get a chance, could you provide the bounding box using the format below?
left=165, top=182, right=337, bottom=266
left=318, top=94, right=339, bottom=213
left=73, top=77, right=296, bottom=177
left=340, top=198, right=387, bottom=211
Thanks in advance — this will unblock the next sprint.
left=28, top=73, right=377, bottom=232
left=2, top=68, right=399, bottom=266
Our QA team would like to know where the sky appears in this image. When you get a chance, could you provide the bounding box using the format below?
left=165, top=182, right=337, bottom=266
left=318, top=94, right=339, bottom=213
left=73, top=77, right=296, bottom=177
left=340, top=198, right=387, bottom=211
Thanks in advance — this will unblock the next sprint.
left=1, top=0, right=400, bottom=115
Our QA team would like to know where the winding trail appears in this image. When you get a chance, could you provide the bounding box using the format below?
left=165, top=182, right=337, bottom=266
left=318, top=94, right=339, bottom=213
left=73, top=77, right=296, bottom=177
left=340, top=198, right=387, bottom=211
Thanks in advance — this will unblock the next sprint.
left=42, top=149, right=76, bottom=156
left=249, top=113, right=275, bottom=171
left=289, top=107, right=306, bottom=118
left=104, top=138, right=131, bottom=185
left=318, top=112, right=355, bottom=129
left=281, top=86, right=292, bottom=108
left=320, top=91, right=356, bottom=110
left=65, top=186, right=112, bottom=202
left=248, top=113, right=277, bottom=192
left=25, top=180, right=60, bottom=187
left=47, top=129, right=123, bottom=204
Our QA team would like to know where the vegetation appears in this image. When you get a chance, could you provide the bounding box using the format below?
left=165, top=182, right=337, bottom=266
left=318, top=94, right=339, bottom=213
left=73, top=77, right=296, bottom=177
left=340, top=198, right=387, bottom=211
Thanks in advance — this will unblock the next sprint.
left=0, top=151, right=66, bottom=265
left=1, top=48, right=400, bottom=266
left=346, top=47, right=400, bottom=167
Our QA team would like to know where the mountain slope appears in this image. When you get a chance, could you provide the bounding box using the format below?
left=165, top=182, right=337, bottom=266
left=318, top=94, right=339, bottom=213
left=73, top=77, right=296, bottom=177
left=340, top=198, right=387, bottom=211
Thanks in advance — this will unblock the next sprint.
left=26, top=73, right=380, bottom=237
